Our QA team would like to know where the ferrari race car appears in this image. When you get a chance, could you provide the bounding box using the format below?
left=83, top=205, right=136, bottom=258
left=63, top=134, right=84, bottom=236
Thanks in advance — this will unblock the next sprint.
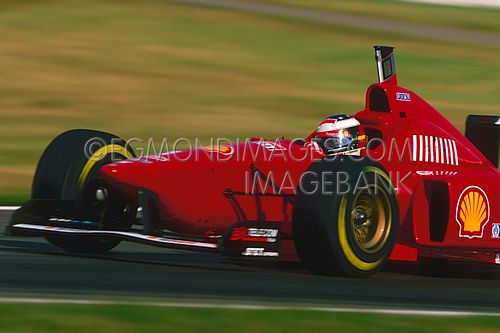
left=7, top=46, right=500, bottom=277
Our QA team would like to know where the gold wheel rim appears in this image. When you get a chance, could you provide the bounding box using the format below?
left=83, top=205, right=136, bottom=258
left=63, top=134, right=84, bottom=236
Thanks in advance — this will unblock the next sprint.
left=349, top=185, right=391, bottom=254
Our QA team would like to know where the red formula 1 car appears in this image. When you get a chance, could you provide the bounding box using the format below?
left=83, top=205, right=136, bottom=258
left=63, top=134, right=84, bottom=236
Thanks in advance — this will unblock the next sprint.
left=7, top=46, right=500, bottom=277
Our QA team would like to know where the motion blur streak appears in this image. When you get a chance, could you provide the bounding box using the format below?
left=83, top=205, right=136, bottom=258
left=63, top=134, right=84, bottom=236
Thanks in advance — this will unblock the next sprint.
left=0, top=297, right=499, bottom=317
left=168, top=0, right=500, bottom=46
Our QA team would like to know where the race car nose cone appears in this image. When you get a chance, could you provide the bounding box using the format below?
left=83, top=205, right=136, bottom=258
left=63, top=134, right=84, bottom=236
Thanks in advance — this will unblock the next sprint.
left=99, top=160, right=141, bottom=184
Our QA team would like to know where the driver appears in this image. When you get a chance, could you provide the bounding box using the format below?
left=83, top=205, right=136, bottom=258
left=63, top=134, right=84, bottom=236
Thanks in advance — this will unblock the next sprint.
left=306, top=114, right=366, bottom=155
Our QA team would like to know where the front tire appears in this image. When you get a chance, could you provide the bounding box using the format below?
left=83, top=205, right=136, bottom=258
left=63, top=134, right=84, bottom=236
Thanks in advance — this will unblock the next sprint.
left=293, top=157, right=399, bottom=277
left=32, top=129, right=135, bottom=254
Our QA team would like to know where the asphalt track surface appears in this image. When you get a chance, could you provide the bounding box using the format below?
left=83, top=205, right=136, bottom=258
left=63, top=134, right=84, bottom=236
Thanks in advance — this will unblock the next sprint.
left=1, top=210, right=499, bottom=311
left=168, top=0, right=500, bottom=47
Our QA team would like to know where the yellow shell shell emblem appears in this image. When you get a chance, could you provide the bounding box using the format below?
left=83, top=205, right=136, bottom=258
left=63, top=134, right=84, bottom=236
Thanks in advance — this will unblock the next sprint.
left=201, top=145, right=233, bottom=155
left=456, top=186, right=490, bottom=239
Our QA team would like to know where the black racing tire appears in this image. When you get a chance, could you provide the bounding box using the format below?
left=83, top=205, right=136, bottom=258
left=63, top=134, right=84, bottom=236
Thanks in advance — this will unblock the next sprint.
left=32, top=129, right=135, bottom=254
left=293, top=156, right=399, bottom=277
left=46, top=235, right=121, bottom=255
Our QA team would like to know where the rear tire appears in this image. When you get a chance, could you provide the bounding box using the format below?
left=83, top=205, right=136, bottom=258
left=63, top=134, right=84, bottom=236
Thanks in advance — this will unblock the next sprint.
left=293, top=157, right=399, bottom=277
left=33, top=129, right=135, bottom=254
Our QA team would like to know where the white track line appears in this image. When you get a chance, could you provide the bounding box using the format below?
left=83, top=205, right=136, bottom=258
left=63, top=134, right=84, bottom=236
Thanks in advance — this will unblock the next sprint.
left=0, top=206, right=20, bottom=211
left=0, top=297, right=499, bottom=317
left=405, top=0, right=500, bottom=8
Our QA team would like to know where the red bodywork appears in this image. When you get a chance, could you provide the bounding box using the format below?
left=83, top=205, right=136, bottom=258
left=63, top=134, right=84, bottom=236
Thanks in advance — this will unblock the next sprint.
left=99, top=73, right=500, bottom=265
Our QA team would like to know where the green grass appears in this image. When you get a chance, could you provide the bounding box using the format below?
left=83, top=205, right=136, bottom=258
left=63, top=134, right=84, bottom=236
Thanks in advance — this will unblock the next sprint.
left=0, top=192, right=29, bottom=206
left=0, top=304, right=499, bottom=333
left=0, top=0, right=499, bottom=203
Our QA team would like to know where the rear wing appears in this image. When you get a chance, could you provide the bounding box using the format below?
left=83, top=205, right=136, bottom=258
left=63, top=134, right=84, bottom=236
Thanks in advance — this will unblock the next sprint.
left=374, top=45, right=397, bottom=84
left=465, top=115, right=500, bottom=167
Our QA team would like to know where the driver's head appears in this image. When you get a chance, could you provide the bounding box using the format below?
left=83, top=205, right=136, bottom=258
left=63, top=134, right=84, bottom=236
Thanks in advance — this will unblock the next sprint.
left=312, top=114, right=365, bottom=155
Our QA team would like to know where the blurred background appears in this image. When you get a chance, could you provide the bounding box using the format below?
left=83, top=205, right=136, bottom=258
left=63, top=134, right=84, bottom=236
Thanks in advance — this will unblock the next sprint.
left=1, top=0, right=499, bottom=204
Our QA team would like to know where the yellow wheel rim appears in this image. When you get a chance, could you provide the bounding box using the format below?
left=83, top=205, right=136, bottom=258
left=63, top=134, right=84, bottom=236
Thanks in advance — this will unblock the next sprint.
left=337, top=166, right=394, bottom=271
left=77, top=144, right=134, bottom=191
left=349, top=185, right=391, bottom=254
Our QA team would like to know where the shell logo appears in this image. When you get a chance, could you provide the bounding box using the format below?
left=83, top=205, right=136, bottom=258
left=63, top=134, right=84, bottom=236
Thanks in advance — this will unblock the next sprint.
left=201, top=145, right=234, bottom=155
left=455, top=186, right=490, bottom=239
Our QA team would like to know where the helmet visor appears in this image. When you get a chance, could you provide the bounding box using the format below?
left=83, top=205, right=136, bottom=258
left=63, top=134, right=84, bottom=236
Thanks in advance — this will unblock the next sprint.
left=314, top=126, right=359, bottom=154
